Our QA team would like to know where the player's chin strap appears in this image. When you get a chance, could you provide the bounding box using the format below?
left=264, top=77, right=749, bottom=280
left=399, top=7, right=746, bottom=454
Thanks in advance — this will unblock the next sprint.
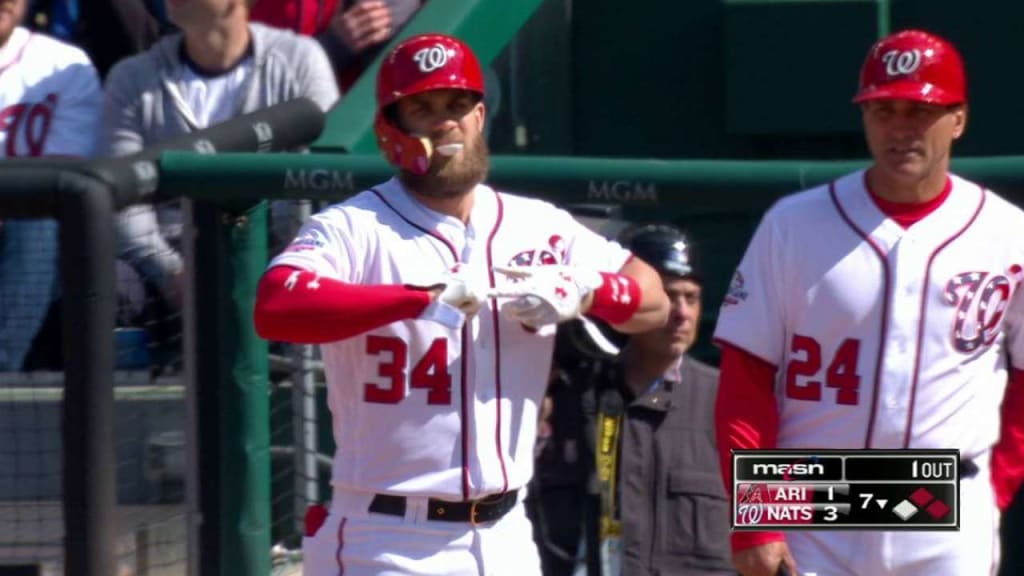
left=374, top=112, right=434, bottom=175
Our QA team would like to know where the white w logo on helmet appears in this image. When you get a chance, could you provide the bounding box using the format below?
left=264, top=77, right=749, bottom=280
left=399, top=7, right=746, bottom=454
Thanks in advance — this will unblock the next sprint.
left=881, top=49, right=923, bottom=77
left=413, top=44, right=455, bottom=73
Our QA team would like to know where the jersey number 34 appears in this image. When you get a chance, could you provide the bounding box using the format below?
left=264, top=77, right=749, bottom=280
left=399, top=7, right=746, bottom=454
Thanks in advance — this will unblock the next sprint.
left=363, top=335, right=452, bottom=405
left=785, top=335, right=861, bottom=405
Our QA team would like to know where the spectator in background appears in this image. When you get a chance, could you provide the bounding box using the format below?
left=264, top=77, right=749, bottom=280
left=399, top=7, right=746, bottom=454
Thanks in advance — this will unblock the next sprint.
left=98, top=0, right=339, bottom=321
left=0, top=0, right=102, bottom=371
left=250, top=0, right=423, bottom=93
left=26, top=0, right=172, bottom=79
left=531, top=225, right=733, bottom=576
left=321, top=0, right=422, bottom=92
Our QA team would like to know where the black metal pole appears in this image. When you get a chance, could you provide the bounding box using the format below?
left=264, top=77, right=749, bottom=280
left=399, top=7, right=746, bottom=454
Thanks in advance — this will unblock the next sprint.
left=59, top=171, right=117, bottom=576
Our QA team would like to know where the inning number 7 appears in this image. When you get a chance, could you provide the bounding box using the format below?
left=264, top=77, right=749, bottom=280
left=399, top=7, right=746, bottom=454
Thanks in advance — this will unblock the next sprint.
left=785, top=334, right=861, bottom=405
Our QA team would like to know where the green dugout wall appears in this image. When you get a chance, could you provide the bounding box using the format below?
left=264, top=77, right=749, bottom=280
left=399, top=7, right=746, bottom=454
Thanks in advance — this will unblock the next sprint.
left=334, top=0, right=1024, bottom=160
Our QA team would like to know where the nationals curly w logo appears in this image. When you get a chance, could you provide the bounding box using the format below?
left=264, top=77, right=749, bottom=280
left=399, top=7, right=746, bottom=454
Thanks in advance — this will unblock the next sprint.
left=413, top=44, right=454, bottom=73
left=881, top=49, right=922, bottom=77
left=944, top=265, right=1024, bottom=353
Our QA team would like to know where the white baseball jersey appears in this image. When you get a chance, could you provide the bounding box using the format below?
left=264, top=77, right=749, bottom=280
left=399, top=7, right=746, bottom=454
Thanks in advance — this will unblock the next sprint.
left=0, top=27, right=101, bottom=158
left=715, top=170, right=1024, bottom=456
left=269, top=178, right=631, bottom=499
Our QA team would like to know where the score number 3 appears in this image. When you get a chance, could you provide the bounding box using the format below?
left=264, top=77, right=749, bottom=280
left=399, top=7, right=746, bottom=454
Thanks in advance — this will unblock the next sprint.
left=785, top=335, right=861, bottom=405
left=363, top=335, right=452, bottom=405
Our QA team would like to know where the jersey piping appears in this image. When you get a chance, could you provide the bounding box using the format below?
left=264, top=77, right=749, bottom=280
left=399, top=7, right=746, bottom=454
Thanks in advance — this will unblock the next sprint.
left=485, top=194, right=510, bottom=495
left=904, top=189, right=986, bottom=448
left=829, top=181, right=892, bottom=448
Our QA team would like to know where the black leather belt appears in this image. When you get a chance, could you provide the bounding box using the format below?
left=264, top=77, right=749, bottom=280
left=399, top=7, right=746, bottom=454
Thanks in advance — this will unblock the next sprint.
left=368, top=490, right=519, bottom=525
left=959, top=458, right=979, bottom=479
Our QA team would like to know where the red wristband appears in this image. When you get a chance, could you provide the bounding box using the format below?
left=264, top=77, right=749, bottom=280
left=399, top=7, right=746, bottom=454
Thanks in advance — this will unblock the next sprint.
left=586, top=272, right=641, bottom=325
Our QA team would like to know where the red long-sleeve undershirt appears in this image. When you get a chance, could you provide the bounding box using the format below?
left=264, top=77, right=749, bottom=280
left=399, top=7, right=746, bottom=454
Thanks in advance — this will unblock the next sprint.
left=993, top=368, right=1024, bottom=511
left=253, top=265, right=432, bottom=344
left=715, top=342, right=784, bottom=552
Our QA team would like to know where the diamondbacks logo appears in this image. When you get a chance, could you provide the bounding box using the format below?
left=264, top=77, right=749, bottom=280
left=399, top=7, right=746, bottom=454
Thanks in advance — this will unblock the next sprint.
left=723, top=270, right=749, bottom=306
left=944, top=264, right=1023, bottom=353
left=506, top=235, right=566, bottom=268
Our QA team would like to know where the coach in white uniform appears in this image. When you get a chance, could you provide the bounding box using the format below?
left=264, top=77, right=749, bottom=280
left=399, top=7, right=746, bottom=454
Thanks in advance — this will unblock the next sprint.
left=714, top=29, right=1024, bottom=576
left=253, top=33, right=669, bottom=575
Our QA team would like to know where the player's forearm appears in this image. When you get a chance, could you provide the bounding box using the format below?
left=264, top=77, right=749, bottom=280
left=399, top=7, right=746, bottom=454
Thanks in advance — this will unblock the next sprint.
left=254, top=265, right=431, bottom=344
left=588, top=256, right=669, bottom=333
left=992, top=367, right=1024, bottom=511
left=716, top=342, right=785, bottom=553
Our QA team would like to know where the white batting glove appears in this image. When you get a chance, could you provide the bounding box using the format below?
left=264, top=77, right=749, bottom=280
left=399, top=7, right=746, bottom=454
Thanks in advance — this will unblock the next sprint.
left=490, top=265, right=603, bottom=328
left=416, top=265, right=488, bottom=329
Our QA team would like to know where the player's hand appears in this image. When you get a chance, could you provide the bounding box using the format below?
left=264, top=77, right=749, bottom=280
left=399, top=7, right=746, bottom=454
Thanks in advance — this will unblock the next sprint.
left=489, top=265, right=602, bottom=328
left=331, top=0, right=393, bottom=53
left=732, top=541, right=798, bottom=576
left=413, top=265, right=488, bottom=329
left=433, top=266, right=487, bottom=316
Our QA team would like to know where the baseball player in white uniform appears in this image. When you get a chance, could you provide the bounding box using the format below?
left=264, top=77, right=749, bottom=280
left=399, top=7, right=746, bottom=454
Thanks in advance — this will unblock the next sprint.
left=0, top=0, right=100, bottom=158
left=0, top=0, right=101, bottom=370
left=713, top=30, right=1024, bottom=576
left=253, top=33, right=669, bottom=575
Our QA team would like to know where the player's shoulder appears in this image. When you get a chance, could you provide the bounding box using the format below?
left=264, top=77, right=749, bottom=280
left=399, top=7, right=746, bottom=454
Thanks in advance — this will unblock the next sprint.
left=973, top=181, right=1024, bottom=222
left=763, top=171, right=853, bottom=224
left=491, top=187, right=571, bottom=220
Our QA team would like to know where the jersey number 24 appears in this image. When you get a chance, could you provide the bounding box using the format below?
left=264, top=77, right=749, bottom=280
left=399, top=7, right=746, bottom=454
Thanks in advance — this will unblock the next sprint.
left=785, top=335, right=861, bottom=405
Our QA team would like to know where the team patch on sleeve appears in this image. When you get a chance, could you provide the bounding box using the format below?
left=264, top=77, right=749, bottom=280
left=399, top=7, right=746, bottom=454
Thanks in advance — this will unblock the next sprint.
left=723, top=270, right=749, bottom=306
left=284, top=230, right=328, bottom=253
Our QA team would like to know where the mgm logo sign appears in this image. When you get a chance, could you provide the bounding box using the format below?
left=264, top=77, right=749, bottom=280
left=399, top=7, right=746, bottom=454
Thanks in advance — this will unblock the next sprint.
left=283, top=169, right=356, bottom=193
left=586, top=180, right=658, bottom=204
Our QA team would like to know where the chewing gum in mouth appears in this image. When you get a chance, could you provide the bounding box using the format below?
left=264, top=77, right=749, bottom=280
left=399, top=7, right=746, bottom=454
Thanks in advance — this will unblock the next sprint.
left=435, top=143, right=464, bottom=156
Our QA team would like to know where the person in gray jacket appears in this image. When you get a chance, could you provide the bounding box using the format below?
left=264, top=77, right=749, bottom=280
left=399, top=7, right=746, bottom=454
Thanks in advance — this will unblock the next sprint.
left=99, top=0, right=340, bottom=313
left=532, top=224, right=734, bottom=576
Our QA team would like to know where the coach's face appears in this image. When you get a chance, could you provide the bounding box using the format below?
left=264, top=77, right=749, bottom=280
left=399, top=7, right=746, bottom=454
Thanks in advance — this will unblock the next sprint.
left=0, top=0, right=26, bottom=47
left=632, top=275, right=702, bottom=359
left=862, top=99, right=967, bottom=186
left=395, top=88, right=489, bottom=198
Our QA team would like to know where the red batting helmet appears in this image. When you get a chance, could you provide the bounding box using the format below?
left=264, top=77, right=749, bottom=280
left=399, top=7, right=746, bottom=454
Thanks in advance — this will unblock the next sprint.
left=852, top=29, right=966, bottom=106
left=374, top=34, right=485, bottom=174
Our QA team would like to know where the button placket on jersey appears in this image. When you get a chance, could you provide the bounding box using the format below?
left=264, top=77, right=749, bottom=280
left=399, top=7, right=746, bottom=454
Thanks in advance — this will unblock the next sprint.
left=875, top=235, right=922, bottom=445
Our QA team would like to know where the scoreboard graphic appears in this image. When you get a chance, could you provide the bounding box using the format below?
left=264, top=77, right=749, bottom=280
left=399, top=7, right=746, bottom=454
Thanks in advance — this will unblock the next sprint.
left=732, top=449, right=960, bottom=530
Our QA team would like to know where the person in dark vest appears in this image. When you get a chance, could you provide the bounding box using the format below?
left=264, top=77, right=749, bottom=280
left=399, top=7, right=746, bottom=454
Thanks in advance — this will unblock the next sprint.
left=530, top=223, right=734, bottom=575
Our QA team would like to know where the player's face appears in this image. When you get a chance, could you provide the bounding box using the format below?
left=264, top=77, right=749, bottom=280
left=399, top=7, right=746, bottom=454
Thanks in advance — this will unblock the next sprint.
left=861, top=99, right=967, bottom=186
left=0, top=0, right=26, bottom=47
left=632, top=276, right=702, bottom=358
left=395, top=89, right=489, bottom=199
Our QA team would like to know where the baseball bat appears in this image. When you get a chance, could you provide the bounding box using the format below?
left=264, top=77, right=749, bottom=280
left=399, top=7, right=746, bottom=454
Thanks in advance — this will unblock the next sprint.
left=85, top=97, right=327, bottom=209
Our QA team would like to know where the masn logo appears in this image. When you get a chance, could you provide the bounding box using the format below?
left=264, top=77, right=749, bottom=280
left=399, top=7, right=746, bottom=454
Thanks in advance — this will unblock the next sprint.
left=751, top=463, right=826, bottom=476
